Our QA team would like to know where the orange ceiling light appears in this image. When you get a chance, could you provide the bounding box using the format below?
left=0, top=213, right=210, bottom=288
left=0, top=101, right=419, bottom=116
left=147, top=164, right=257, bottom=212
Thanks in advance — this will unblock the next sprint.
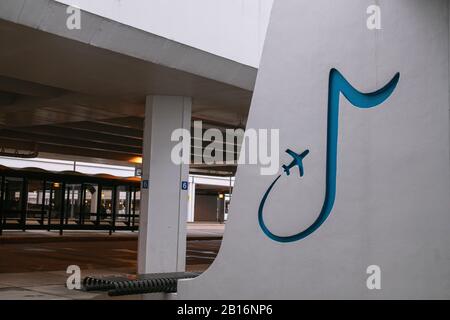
left=129, top=156, right=143, bottom=164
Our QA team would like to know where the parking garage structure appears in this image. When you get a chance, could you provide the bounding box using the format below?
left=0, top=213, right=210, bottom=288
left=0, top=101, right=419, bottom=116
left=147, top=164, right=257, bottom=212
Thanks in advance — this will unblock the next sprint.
left=0, top=0, right=255, bottom=276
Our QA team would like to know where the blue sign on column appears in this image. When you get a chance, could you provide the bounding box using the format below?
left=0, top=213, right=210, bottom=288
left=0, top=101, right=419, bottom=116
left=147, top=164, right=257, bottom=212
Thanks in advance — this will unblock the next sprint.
left=142, top=180, right=149, bottom=189
left=181, top=181, right=189, bottom=190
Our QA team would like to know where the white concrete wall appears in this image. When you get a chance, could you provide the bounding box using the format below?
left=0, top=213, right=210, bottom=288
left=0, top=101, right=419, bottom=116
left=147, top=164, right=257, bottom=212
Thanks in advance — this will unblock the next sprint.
left=56, top=0, right=273, bottom=67
left=180, top=0, right=450, bottom=299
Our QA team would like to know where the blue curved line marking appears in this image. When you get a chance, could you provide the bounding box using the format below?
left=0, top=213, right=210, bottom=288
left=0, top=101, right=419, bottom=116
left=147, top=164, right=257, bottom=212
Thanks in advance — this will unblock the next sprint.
left=258, top=68, right=400, bottom=243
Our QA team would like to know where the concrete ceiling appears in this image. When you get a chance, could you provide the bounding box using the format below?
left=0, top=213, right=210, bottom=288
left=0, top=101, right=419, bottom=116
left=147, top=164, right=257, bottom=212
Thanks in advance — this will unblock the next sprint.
left=0, top=0, right=257, bottom=173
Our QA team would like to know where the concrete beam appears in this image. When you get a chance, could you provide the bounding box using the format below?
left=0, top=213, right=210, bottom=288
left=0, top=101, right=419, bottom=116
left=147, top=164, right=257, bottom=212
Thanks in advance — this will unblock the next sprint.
left=0, top=0, right=257, bottom=91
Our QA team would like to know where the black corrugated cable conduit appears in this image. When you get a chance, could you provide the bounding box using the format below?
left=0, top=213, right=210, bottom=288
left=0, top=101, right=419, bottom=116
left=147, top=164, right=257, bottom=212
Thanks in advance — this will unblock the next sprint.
left=81, top=272, right=200, bottom=296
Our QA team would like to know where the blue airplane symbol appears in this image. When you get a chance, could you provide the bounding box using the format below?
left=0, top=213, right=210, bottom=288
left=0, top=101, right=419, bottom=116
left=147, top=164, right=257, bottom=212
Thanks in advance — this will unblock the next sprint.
left=282, top=149, right=310, bottom=177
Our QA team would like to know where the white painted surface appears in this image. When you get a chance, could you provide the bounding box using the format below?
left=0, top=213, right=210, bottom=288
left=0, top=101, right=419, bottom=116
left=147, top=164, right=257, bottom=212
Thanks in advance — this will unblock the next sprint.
left=56, top=0, right=273, bottom=67
left=187, top=181, right=196, bottom=223
left=180, top=0, right=450, bottom=299
left=137, top=96, right=191, bottom=274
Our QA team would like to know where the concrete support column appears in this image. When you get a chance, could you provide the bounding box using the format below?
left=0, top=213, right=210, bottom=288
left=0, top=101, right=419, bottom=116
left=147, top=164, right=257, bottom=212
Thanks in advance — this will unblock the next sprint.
left=187, top=177, right=196, bottom=223
left=138, top=96, right=191, bottom=274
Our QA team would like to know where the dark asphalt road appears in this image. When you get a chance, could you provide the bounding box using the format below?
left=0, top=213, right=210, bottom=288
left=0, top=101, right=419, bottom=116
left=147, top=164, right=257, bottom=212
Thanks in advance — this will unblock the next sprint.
left=0, top=239, right=222, bottom=274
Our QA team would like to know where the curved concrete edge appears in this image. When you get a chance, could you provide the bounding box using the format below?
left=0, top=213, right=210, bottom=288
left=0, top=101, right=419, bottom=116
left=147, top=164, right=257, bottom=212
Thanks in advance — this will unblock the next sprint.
left=0, top=0, right=257, bottom=91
